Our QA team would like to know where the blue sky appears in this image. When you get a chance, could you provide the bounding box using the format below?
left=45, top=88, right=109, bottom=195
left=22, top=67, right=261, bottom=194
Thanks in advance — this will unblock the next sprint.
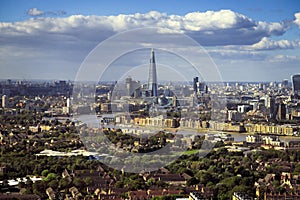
left=1, top=0, right=299, bottom=22
left=0, top=0, right=299, bottom=81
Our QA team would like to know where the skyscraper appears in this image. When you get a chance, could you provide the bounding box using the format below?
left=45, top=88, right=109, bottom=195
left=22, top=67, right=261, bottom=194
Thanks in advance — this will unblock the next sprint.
left=148, top=49, right=158, bottom=97
left=2, top=95, right=6, bottom=108
left=126, top=77, right=133, bottom=96
left=282, top=79, right=288, bottom=88
left=292, top=74, right=300, bottom=96
left=276, top=102, right=286, bottom=121
left=193, top=77, right=198, bottom=94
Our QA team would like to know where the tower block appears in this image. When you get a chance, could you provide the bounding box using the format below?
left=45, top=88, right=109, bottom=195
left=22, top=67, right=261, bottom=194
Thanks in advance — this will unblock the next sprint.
left=148, top=49, right=158, bottom=97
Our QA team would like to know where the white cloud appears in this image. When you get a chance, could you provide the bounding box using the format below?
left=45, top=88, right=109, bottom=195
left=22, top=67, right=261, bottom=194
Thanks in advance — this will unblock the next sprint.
left=248, top=37, right=300, bottom=50
left=294, top=12, right=300, bottom=28
left=208, top=48, right=267, bottom=61
left=0, top=10, right=298, bottom=81
left=183, top=10, right=254, bottom=30
left=27, top=8, right=44, bottom=16
left=270, top=54, right=300, bottom=63
left=27, top=8, right=67, bottom=17
left=0, top=10, right=291, bottom=46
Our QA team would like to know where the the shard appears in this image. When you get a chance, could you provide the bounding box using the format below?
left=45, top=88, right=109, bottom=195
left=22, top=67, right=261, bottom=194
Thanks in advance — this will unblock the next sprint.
left=148, top=48, right=158, bottom=97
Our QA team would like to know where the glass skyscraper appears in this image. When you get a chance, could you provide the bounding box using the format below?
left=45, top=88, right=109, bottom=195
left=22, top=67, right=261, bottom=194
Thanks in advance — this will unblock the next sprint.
left=292, top=74, right=300, bottom=96
left=148, top=49, right=158, bottom=97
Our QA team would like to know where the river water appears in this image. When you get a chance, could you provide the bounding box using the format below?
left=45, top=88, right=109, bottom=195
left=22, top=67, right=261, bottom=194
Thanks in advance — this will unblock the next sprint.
left=75, top=114, right=248, bottom=142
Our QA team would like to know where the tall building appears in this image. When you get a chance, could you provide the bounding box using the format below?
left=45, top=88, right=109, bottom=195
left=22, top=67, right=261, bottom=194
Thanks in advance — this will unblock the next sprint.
left=125, top=76, right=141, bottom=97
left=126, top=77, right=133, bottom=96
left=63, top=97, right=70, bottom=114
left=172, top=95, right=178, bottom=107
left=292, top=74, right=300, bottom=96
left=276, top=102, right=286, bottom=121
left=148, top=49, right=158, bottom=97
left=193, top=77, right=199, bottom=94
left=67, top=98, right=70, bottom=108
left=1, top=95, right=6, bottom=108
left=282, top=79, right=288, bottom=88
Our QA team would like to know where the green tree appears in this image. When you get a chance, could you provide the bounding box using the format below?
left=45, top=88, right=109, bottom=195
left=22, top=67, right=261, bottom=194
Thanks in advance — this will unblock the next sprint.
left=187, top=177, right=199, bottom=186
left=41, top=169, right=49, bottom=177
left=114, top=180, right=124, bottom=188
left=73, top=177, right=85, bottom=189
left=59, top=178, right=70, bottom=189
left=84, top=177, right=93, bottom=186
left=48, top=179, right=59, bottom=188
left=43, top=173, right=58, bottom=182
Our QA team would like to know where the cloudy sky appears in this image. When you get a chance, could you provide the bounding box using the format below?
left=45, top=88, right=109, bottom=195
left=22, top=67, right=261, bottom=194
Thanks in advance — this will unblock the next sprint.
left=0, top=0, right=299, bottom=82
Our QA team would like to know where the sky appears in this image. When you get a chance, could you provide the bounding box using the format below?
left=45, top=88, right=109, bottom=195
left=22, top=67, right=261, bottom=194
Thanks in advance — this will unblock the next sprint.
left=0, top=0, right=300, bottom=82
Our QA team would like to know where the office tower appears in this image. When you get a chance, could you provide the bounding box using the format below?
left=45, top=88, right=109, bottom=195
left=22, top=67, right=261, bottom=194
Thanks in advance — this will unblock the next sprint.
left=269, top=98, right=276, bottom=119
left=261, top=95, right=276, bottom=119
left=282, top=79, right=288, bottom=88
left=63, top=97, right=70, bottom=114
left=198, top=82, right=208, bottom=94
left=2, top=95, right=6, bottom=108
left=259, top=83, right=265, bottom=90
left=125, top=76, right=141, bottom=97
left=193, top=77, right=198, bottom=94
left=1, top=95, right=6, bottom=108
left=172, top=95, right=178, bottom=107
left=67, top=98, right=70, bottom=108
left=292, top=74, right=300, bottom=96
left=148, top=49, right=158, bottom=97
left=126, top=77, right=133, bottom=96
left=276, top=102, right=286, bottom=121
left=204, top=84, right=208, bottom=94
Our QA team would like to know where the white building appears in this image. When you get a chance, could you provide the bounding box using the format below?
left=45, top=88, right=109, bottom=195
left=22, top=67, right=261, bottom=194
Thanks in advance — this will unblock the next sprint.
left=1, top=95, right=6, bottom=108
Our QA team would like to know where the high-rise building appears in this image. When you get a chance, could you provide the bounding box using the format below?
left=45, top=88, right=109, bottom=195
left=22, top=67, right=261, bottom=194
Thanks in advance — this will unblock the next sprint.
left=276, top=102, right=286, bottom=121
left=1, top=95, right=6, bottom=108
left=125, top=76, right=141, bottom=97
left=126, top=77, right=133, bottom=96
left=67, top=98, right=70, bottom=108
left=291, top=74, right=300, bottom=96
left=193, top=77, right=208, bottom=95
left=148, top=49, right=158, bottom=97
left=172, top=95, right=178, bottom=107
left=63, top=97, right=70, bottom=114
left=282, top=79, right=288, bottom=88
left=193, top=77, right=198, bottom=94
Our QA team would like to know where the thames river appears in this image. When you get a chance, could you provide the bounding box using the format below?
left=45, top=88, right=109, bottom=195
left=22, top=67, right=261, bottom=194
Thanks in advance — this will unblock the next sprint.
left=75, top=114, right=248, bottom=142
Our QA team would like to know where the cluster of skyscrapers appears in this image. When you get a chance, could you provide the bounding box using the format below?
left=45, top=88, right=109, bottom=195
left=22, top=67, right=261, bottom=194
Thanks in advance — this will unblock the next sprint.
left=123, top=49, right=158, bottom=99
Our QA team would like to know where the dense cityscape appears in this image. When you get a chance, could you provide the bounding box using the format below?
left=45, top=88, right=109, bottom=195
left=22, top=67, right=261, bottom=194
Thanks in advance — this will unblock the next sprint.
left=0, top=49, right=300, bottom=200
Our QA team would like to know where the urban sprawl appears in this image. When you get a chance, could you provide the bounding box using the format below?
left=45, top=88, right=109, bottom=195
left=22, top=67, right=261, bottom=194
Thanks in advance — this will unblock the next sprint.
left=0, top=51, right=300, bottom=199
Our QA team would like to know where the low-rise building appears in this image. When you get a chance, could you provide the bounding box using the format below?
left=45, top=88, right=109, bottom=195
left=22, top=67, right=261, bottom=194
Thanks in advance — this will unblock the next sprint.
left=232, top=192, right=253, bottom=200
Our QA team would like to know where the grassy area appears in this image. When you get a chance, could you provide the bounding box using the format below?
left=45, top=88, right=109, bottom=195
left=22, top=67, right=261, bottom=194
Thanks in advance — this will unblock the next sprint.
left=184, top=149, right=201, bottom=155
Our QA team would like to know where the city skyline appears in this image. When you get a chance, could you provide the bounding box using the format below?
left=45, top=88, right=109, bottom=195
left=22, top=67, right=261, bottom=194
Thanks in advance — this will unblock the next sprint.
left=0, top=1, right=300, bottom=81
left=1, top=2, right=300, bottom=198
